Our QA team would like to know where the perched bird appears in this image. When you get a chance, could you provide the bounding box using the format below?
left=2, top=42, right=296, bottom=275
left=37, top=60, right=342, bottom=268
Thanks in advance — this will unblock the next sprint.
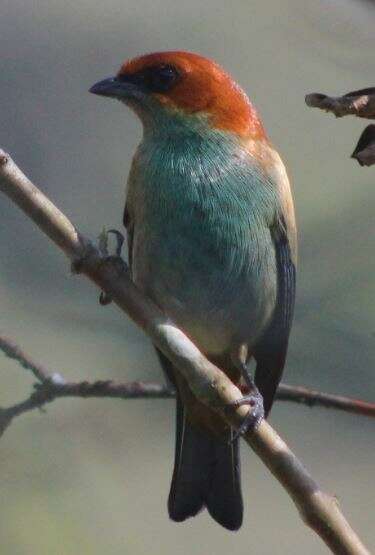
left=90, top=51, right=296, bottom=531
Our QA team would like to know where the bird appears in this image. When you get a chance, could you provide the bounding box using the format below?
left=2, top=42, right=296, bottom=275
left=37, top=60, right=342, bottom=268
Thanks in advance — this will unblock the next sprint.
left=90, top=51, right=297, bottom=531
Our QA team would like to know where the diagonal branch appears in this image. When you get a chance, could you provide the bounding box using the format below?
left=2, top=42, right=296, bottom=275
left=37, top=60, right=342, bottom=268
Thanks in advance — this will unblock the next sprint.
left=0, top=149, right=371, bottom=555
left=0, top=335, right=49, bottom=382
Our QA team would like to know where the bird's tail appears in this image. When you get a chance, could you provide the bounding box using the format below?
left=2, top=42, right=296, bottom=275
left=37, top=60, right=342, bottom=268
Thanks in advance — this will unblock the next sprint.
left=168, top=392, right=243, bottom=531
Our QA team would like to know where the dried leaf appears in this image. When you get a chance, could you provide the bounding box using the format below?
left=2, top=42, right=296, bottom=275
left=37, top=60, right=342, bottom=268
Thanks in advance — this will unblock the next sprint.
left=351, top=125, right=375, bottom=167
left=305, top=89, right=375, bottom=119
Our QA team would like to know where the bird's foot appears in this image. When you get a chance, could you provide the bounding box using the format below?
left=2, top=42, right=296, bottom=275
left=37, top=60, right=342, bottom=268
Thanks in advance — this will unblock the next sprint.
left=98, top=228, right=124, bottom=258
left=97, top=228, right=127, bottom=305
left=71, top=229, right=128, bottom=303
left=223, top=358, right=265, bottom=442
left=225, top=388, right=264, bottom=442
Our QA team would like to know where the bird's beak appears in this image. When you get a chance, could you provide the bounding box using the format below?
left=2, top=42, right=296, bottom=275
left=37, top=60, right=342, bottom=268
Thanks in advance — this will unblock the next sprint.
left=89, top=76, right=139, bottom=99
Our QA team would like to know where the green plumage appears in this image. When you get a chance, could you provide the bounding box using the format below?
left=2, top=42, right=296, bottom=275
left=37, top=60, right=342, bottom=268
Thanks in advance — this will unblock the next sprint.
left=127, top=114, right=279, bottom=355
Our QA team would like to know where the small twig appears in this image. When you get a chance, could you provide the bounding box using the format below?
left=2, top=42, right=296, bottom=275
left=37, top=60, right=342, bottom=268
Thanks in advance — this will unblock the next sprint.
left=305, top=89, right=375, bottom=119
left=0, top=335, right=49, bottom=382
left=305, top=88, right=375, bottom=166
left=276, top=384, right=375, bottom=418
left=1, top=375, right=375, bottom=438
left=1, top=334, right=374, bottom=425
left=0, top=378, right=174, bottom=436
left=0, top=149, right=371, bottom=554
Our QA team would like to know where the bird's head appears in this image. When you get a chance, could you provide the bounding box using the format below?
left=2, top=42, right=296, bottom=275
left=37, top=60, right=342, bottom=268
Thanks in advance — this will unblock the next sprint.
left=90, top=51, right=266, bottom=140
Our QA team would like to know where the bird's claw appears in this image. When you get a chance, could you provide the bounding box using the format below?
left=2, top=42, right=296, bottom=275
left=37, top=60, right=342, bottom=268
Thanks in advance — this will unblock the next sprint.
left=98, top=228, right=127, bottom=305
left=225, top=390, right=264, bottom=443
left=106, top=229, right=124, bottom=257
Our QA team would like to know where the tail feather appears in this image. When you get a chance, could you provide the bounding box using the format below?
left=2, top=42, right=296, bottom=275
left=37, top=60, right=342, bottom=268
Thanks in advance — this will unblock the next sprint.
left=206, top=428, right=243, bottom=531
left=168, top=394, right=243, bottom=531
left=156, top=349, right=243, bottom=531
left=168, top=396, right=211, bottom=521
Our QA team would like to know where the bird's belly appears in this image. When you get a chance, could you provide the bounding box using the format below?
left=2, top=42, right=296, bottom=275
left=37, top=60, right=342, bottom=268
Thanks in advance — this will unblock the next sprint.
left=132, top=224, right=277, bottom=356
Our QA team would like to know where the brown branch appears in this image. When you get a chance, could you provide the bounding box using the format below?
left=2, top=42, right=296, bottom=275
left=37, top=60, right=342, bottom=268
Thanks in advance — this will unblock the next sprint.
left=0, top=378, right=174, bottom=436
left=0, top=335, right=50, bottom=382
left=305, top=89, right=375, bottom=119
left=0, top=149, right=371, bottom=555
left=276, top=384, right=375, bottom=418
left=1, top=334, right=374, bottom=430
left=305, top=89, right=375, bottom=166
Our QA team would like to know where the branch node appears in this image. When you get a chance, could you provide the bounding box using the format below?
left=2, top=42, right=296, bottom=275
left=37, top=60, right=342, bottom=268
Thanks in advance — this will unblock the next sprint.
left=50, top=373, right=66, bottom=385
left=0, top=150, right=9, bottom=166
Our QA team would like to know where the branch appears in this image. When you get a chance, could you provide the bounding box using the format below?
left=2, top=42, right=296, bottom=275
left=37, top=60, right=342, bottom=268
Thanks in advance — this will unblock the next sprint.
left=0, top=335, right=49, bottom=382
left=0, top=377, right=174, bottom=436
left=0, top=149, right=371, bottom=555
left=276, top=384, right=375, bottom=418
left=305, top=89, right=375, bottom=119
left=1, top=334, right=374, bottom=428
left=305, top=89, right=375, bottom=166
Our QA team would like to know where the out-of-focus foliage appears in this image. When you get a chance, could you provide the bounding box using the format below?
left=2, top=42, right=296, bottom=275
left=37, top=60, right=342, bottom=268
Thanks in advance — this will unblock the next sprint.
left=0, top=0, right=374, bottom=553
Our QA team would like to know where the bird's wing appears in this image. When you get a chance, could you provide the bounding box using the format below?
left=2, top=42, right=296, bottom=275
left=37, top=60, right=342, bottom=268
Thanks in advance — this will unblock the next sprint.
left=254, top=213, right=296, bottom=416
left=123, top=203, right=133, bottom=272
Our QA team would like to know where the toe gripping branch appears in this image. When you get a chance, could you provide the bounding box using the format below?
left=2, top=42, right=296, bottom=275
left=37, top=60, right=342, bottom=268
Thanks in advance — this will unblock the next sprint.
left=98, top=229, right=126, bottom=305
left=71, top=228, right=127, bottom=305
left=225, top=364, right=265, bottom=442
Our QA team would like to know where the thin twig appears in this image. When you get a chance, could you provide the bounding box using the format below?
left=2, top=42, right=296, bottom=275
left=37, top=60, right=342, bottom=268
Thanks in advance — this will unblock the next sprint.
left=0, top=335, right=49, bottom=382
left=305, top=88, right=375, bottom=166
left=1, top=334, right=374, bottom=424
left=0, top=378, right=174, bottom=436
left=305, top=89, right=375, bottom=119
left=276, top=384, right=375, bottom=417
left=0, top=149, right=371, bottom=555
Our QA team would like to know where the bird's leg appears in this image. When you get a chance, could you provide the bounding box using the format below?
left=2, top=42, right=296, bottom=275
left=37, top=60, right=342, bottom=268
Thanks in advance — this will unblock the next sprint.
left=224, top=363, right=264, bottom=441
left=98, top=228, right=127, bottom=305
left=235, top=362, right=264, bottom=428
left=224, top=346, right=264, bottom=441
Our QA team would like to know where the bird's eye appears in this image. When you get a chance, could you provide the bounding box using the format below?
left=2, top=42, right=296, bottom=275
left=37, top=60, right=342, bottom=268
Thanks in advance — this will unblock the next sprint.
left=145, top=65, right=180, bottom=93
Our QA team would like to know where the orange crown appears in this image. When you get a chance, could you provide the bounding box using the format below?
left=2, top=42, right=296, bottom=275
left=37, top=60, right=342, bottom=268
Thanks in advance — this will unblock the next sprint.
left=118, top=51, right=267, bottom=140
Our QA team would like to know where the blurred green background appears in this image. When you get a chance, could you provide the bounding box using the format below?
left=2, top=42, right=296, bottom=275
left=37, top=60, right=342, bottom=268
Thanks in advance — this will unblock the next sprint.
left=1, top=0, right=374, bottom=553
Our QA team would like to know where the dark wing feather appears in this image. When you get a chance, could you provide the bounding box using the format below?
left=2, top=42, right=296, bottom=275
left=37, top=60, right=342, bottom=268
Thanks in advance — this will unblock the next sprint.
left=254, top=217, right=296, bottom=416
left=123, top=204, right=133, bottom=272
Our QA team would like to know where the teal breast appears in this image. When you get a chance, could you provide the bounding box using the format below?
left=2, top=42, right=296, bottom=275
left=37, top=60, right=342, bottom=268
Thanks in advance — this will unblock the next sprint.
left=127, top=127, right=279, bottom=355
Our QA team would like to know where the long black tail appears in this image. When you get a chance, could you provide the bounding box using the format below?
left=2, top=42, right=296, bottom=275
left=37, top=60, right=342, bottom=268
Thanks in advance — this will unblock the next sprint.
left=168, top=392, right=243, bottom=531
